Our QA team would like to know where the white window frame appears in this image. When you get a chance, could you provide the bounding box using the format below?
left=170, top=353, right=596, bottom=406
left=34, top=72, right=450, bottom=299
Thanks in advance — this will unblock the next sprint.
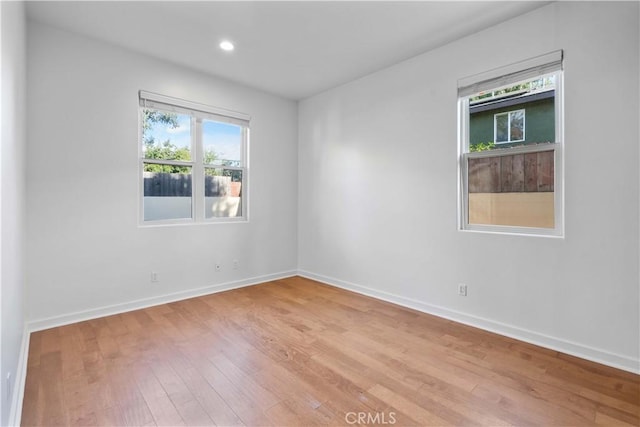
left=457, top=51, right=564, bottom=237
left=494, top=109, right=525, bottom=144
left=138, top=91, right=250, bottom=226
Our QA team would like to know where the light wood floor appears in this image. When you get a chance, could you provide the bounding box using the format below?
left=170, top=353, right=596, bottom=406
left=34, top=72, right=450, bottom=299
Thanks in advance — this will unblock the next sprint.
left=22, top=276, right=639, bottom=426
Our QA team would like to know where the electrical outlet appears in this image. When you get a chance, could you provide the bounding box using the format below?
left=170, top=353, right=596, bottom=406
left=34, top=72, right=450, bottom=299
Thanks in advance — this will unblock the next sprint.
left=232, top=259, right=239, bottom=270
left=215, top=262, right=222, bottom=272
left=458, top=283, right=468, bottom=297
left=150, top=271, right=159, bottom=283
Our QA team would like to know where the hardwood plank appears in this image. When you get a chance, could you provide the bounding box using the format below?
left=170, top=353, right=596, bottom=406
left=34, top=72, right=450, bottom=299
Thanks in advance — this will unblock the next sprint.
left=368, top=383, right=451, bottom=425
left=206, top=350, right=281, bottom=410
left=595, top=409, right=639, bottom=426
left=26, top=331, right=42, bottom=369
left=134, top=364, right=185, bottom=426
left=171, top=398, right=215, bottom=427
left=21, top=276, right=640, bottom=426
left=39, top=328, right=61, bottom=356
left=93, top=400, right=154, bottom=427
left=38, top=351, right=68, bottom=426
left=20, top=364, right=41, bottom=426
left=144, top=358, right=215, bottom=426
left=180, top=346, right=272, bottom=426
left=167, top=350, right=243, bottom=426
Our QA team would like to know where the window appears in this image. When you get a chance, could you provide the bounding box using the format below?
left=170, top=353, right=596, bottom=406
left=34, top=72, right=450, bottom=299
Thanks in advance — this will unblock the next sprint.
left=494, top=109, right=525, bottom=143
left=458, top=51, right=563, bottom=236
left=139, top=91, right=249, bottom=224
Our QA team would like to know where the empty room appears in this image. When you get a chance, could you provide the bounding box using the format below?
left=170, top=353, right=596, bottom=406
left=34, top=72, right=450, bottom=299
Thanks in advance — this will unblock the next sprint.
left=1, top=1, right=639, bottom=426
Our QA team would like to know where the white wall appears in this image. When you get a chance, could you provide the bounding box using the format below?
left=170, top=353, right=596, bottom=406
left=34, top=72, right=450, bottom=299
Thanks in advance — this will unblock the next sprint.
left=1, top=1, right=27, bottom=424
left=298, top=2, right=639, bottom=372
left=26, top=22, right=298, bottom=323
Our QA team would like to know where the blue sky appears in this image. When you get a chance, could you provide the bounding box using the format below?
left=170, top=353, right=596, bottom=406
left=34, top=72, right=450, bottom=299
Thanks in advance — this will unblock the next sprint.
left=203, top=119, right=241, bottom=163
left=146, top=112, right=242, bottom=163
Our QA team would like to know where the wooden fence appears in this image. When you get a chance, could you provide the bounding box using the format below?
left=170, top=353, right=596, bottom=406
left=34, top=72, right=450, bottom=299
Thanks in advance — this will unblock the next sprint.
left=468, top=150, right=554, bottom=193
left=143, top=172, right=235, bottom=197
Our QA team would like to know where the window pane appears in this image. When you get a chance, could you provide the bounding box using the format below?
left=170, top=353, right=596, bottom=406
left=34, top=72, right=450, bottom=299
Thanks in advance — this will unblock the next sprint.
left=495, top=113, right=508, bottom=143
left=142, top=164, right=192, bottom=221
left=469, top=75, right=555, bottom=151
left=203, top=120, right=242, bottom=167
left=142, top=109, right=192, bottom=161
left=467, top=150, right=554, bottom=228
left=204, top=168, right=242, bottom=218
left=510, top=110, right=524, bottom=141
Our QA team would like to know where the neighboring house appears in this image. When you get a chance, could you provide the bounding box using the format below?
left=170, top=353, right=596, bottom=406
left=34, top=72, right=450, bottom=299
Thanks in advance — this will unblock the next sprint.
left=469, top=88, right=555, bottom=147
left=466, top=85, right=557, bottom=229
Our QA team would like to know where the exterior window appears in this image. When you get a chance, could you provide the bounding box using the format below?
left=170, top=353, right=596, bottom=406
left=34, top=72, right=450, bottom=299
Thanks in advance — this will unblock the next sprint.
left=458, top=51, right=563, bottom=236
left=139, top=91, right=249, bottom=224
left=494, top=109, right=524, bottom=143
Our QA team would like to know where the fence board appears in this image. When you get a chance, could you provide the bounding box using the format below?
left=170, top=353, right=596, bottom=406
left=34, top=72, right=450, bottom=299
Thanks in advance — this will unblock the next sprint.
left=468, top=157, right=501, bottom=193
left=143, top=172, right=234, bottom=197
left=500, top=154, right=525, bottom=192
left=524, top=153, right=539, bottom=192
left=537, top=150, right=554, bottom=191
left=469, top=150, right=554, bottom=193
left=204, top=175, right=231, bottom=197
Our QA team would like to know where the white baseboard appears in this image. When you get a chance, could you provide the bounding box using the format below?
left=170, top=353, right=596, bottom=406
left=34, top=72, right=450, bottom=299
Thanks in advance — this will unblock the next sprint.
left=298, top=270, right=640, bottom=375
left=27, top=271, right=297, bottom=332
left=7, top=325, right=29, bottom=427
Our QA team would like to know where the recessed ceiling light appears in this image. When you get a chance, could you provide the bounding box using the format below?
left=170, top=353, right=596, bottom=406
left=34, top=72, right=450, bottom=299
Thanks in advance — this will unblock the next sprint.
left=219, top=40, right=235, bottom=52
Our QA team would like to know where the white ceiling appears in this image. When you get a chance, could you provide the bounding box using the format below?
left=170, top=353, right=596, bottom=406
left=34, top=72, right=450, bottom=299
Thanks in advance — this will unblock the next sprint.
left=26, top=1, right=550, bottom=100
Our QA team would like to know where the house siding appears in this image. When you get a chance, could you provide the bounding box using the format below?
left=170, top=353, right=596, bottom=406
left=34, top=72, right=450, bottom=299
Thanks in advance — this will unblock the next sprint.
left=470, top=96, right=555, bottom=146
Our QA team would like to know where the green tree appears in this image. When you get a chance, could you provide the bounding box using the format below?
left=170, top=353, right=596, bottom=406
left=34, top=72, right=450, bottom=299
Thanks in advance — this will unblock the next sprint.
left=142, top=109, right=178, bottom=144
left=143, top=109, right=229, bottom=175
left=144, top=141, right=192, bottom=173
left=143, top=109, right=198, bottom=173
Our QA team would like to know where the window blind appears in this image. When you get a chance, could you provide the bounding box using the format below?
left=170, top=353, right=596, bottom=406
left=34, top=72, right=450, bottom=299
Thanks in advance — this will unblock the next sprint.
left=458, top=50, right=563, bottom=98
left=139, top=90, right=250, bottom=127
